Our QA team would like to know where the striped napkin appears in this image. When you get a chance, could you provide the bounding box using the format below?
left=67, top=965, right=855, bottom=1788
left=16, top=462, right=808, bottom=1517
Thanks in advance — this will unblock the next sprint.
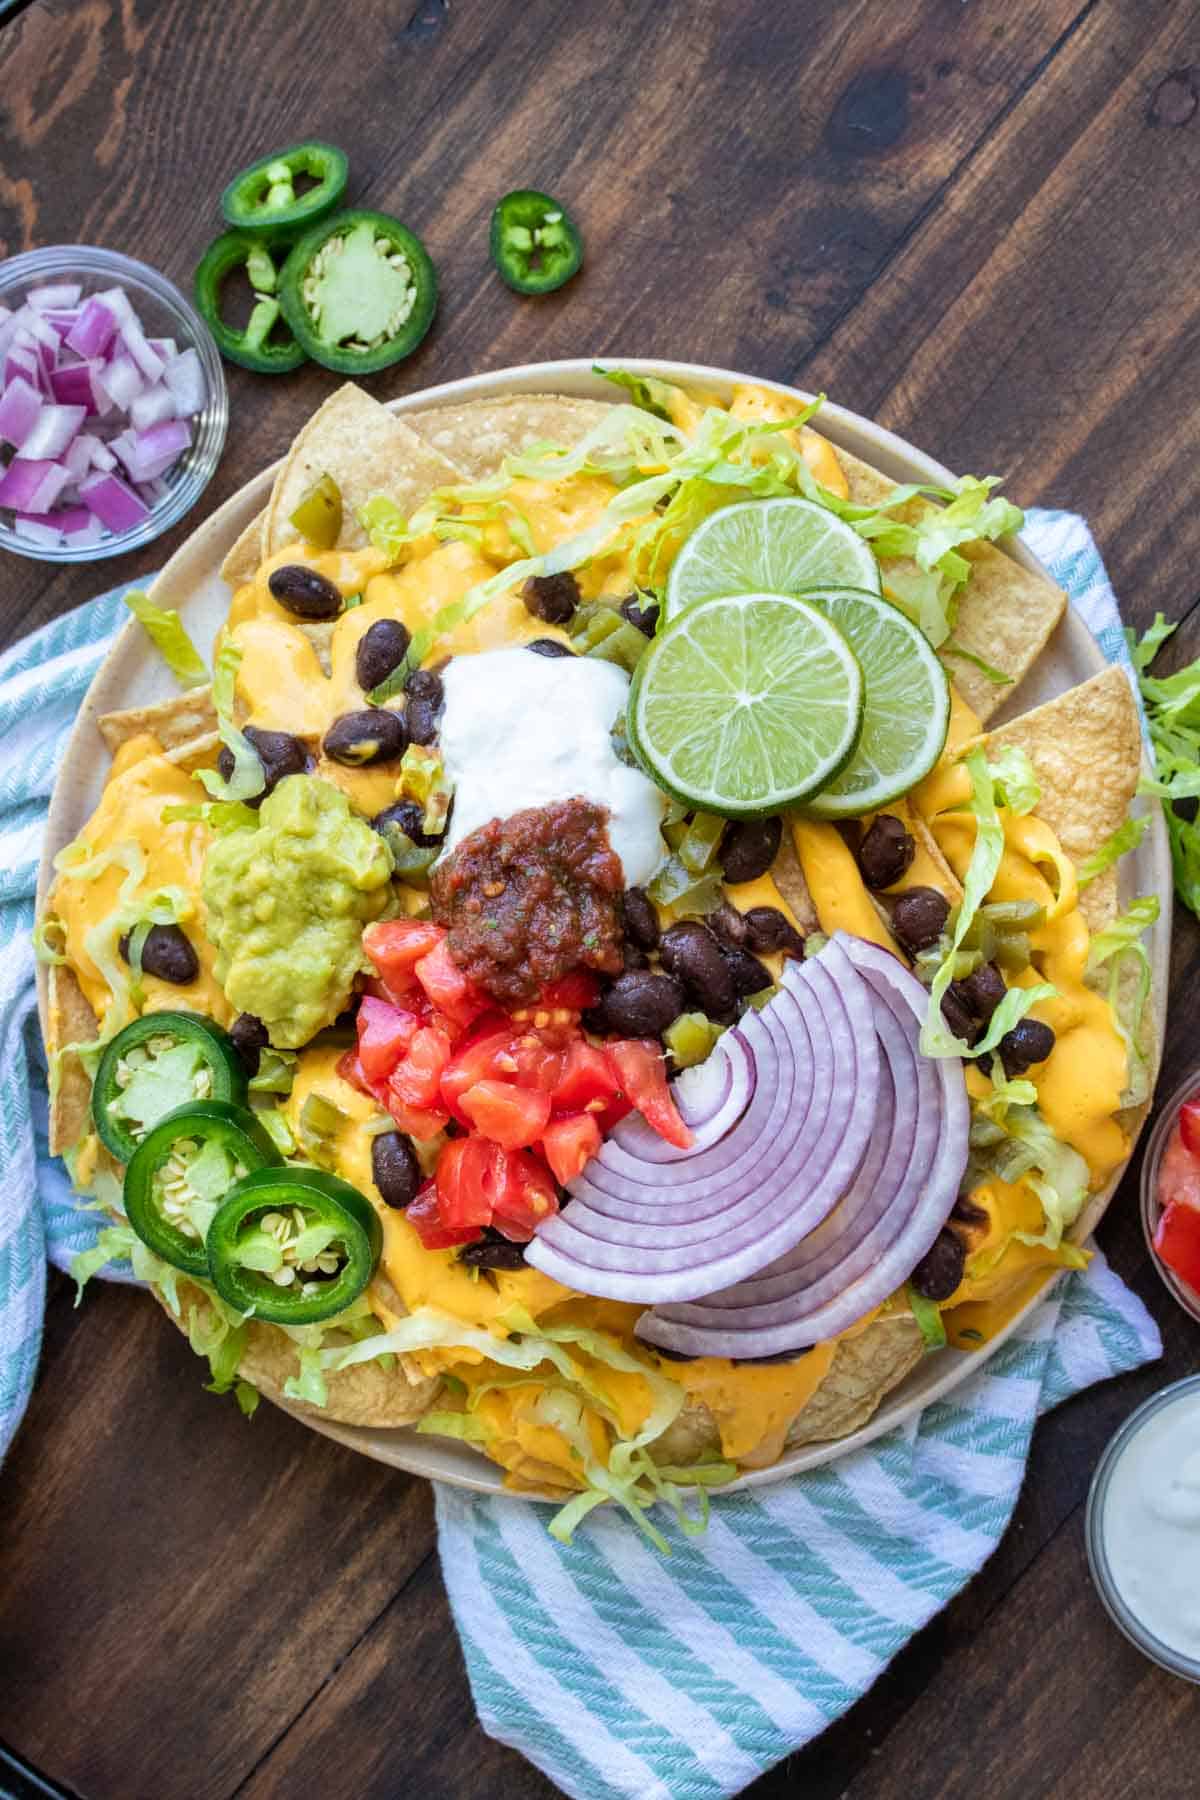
left=0, top=517, right=1164, bottom=1800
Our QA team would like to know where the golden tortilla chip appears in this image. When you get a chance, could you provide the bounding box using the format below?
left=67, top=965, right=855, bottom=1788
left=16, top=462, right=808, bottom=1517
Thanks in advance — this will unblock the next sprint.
left=785, top=1313, right=924, bottom=1447
left=47, top=962, right=99, bottom=1156
left=970, top=665, right=1143, bottom=930
left=263, top=384, right=464, bottom=557
left=152, top=1283, right=439, bottom=1429
left=163, top=730, right=222, bottom=773
left=98, top=686, right=217, bottom=756
left=405, top=394, right=615, bottom=480
left=837, top=448, right=1066, bottom=723
left=221, top=512, right=267, bottom=589
left=768, top=827, right=820, bottom=932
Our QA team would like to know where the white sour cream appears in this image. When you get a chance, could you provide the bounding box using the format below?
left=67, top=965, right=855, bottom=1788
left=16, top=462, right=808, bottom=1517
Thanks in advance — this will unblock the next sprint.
left=1098, top=1385, right=1200, bottom=1667
left=438, top=648, right=665, bottom=886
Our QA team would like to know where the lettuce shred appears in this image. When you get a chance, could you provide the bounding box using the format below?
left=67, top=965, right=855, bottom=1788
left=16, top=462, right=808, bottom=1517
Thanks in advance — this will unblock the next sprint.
left=1128, top=613, right=1200, bottom=917
left=1086, top=894, right=1160, bottom=1106
left=908, top=1286, right=947, bottom=1350
left=1076, top=815, right=1150, bottom=888
left=196, top=644, right=265, bottom=805
left=124, top=590, right=208, bottom=689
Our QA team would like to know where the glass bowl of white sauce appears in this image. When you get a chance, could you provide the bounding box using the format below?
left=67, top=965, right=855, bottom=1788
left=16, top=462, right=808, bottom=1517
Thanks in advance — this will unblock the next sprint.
left=1086, top=1376, right=1200, bottom=1682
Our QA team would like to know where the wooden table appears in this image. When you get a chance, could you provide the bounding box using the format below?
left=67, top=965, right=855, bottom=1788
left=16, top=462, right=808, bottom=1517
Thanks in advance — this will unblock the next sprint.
left=1, top=3, right=1198, bottom=1795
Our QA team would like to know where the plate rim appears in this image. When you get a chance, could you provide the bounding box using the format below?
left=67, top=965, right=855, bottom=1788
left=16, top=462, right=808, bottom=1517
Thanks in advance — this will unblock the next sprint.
left=35, top=357, right=1173, bottom=1499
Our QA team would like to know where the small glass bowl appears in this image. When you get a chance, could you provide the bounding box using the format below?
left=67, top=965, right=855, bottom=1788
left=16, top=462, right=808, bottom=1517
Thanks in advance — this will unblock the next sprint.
left=1085, top=1375, right=1200, bottom=1684
left=1139, top=1068, right=1200, bottom=1325
left=0, top=245, right=228, bottom=563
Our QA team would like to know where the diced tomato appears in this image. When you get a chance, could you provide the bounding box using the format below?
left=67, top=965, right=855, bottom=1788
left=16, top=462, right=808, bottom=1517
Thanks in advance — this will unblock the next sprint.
left=435, top=1136, right=501, bottom=1230
left=389, top=1026, right=454, bottom=1111
left=414, top=937, right=488, bottom=1029
left=363, top=920, right=444, bottom=997
left=1155, top=1200, right=1200, bottom=1294
left=460, top=1079, right=552, bottom=1150
left=337, top=1048, right=390, bottom=1107
left=552, top=1038, right=622, bottom=1114
left=440, top=1026, right=521, bottom=1121
left=539, top=971, right=601, bottom=1012
left=408, top=1180, right=482, bottom=1249
left=542, top=1113, right=602, bottom=1185
left=1158, top=1127, right=1200, bottom=1213
left=511, top=1031, right=567, bottom=1093
left=605, top=1038, right=692, bottom=1150
left=356, top=996, right=422, bottom=1083
left=490, top=1149, right=559, bottom=1240
left=1179, top=1100, right=1200, bottom=1161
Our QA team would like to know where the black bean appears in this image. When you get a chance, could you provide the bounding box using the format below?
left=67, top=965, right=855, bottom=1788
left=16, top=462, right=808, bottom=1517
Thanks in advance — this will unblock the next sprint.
left=373, top=799, right=442, bottom=850
left=999, top=1017, right=1056, bottom=1079
left=960, top=962, right=1006, bottom=1022
left=857, top=814, right=916, bottom=891
left=403, top=663, right=445, bottom=747
left=731, top=1345, right=816, bottom=1365
left=118, top=923, right=199, bottom=986
left=521, top=571, right=579, bottom=625
left=910, top=1228, right=966, bottom=1301
left=890, top=886, right=950, bottom=955
left=951, top=1194, right=989, bottom=1227
left=229, top=1012, right=269, bottom=1073
left=594, top=970, right=685, bottom=1037
left=355, top=619, right=411, bottom=692
left=941, top=983, right=982, bottom=1045
left=371, top=1131, right=423, bottom=1209
left=720, top=816, right=783, bottom=886
left=660, top=921, right=737, bottom=1019
left=267, top=564, right=344, bottom=620
left=405, top=667, right=445, bottom=704
left=742, top=906, right=806, bottom=958
left=217, top=724, right=308, bottom=805
left=324, top=708, right=408, bottom=767
left=722, top=945, right=774, bottom=998
left=708, top=901, right=748, bottom=949
left=619, top=594, right=660, bottom=637
left=526, top=637, right=575, bottom=658
left=623, top=886, right=661, bottom=951
left=458, top=1230, right=528, bottom=1271
left=622, top=944, right=649, bottom=972
left=651, top=1343, right=701, bottom=1362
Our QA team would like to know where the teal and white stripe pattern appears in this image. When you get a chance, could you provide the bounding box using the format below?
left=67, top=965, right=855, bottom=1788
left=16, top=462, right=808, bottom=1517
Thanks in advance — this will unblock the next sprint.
left=0, top=515, right=1164, bottom=1798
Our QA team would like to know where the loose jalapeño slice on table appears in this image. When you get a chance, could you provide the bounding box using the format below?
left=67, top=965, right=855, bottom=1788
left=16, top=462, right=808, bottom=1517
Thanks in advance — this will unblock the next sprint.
left=92, top=1012, right=248, bottom=1164
left=221, top=141, right=349, bottom=239
left=278, top=210, right=438, bottom=374
left=206, top=1166, right=383, bottom=1324
left=123, top=1099, right=281, bottom=1277
left=194, top=231, right=307, bottom=374
left=490, top=189, right=583, bottom=294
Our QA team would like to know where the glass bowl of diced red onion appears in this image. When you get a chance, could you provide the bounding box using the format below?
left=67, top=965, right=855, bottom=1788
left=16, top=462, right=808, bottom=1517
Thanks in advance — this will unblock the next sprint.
left=0, top=245, right=227, bottom=561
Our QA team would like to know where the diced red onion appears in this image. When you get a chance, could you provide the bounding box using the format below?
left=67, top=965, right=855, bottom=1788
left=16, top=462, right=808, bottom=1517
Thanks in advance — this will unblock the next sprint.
left=0, top=376, right=43, bottom=448
left=48, top=362, right=96, bottom=411
left=17, top=505, right=92, bottom=536
left=65, top=297, right=118, bottom=360
left=19, top=404, right=85, bottom=460
left=129, top=383, right=177, bottom=430
left=95, top=352, right=144, bottom=411
left=13, top=517, right=63, bottom=549
left=0, top=458, right=72, bottom=512
left=116, top=417, right=190, bottom=483
left=78, top=470, right=150, bottom=533
left=28, top=283, right=82, bottom=313
left=163, top=346, right=205, bottom=416
left=64, top=514, right=104, bottom=549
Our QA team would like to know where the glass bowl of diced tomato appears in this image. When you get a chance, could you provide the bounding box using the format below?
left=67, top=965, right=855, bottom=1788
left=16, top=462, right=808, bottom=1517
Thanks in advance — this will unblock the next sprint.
left=1141, top=1073, right=1200, bottom=1323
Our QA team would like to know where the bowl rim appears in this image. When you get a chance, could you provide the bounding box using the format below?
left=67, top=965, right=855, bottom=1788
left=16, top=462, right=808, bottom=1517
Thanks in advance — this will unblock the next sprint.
left=1139, top=1070, right=1200, bottom=1324
left=33, top=355, right=1173, bottom=1498
left=0, top=243, right=228, bottom=564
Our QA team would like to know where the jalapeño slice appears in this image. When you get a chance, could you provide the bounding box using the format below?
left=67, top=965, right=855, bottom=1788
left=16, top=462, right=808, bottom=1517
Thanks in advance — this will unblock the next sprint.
left=221, top=141, right=349, bottom=239
left=206, top=1166, right=383, bottom=1325
left=490, top=190, right=583, bottom=295
left=194, top=231, right=307, bottom=374
left=92, top=1012, right=247, bottom=1164
left=124, top=1100, right=282, bottom=1277
left=278, top=210, right=437, bottom=375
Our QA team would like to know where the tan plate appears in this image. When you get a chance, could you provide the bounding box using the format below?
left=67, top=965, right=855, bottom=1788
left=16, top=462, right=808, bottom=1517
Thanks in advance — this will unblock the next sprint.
left=35, top=360, right=1172, bottom=1499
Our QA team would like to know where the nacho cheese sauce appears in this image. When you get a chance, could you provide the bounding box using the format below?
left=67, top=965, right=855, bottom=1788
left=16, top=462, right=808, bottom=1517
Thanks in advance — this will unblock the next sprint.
left=438, top=647, right=665, bottom=885
left=1095, top=1385, right=1200, bottom=1670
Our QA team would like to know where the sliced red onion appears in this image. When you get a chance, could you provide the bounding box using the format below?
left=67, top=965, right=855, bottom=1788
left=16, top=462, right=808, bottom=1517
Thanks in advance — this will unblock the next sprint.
left=79, top=470, right=150, bottom=533
left=66, top=297, right=118, bottom=361
left=0, top=377, right=43, bottom=449
left=0, top=459, right=71, bottom=512
left=18, top=404, right=85, bottom=460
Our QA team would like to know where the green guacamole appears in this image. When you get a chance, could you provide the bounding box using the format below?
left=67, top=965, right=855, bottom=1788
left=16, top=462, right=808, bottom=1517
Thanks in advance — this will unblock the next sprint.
left=203, top=775, right=394, bottom=1048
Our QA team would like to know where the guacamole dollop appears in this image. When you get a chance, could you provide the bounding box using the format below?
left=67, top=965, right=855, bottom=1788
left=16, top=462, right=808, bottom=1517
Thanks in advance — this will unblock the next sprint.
left=202, top=775, right=393, bottom=1048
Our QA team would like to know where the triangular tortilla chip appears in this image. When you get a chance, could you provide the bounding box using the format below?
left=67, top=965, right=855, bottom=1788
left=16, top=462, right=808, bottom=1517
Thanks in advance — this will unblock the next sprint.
left=47, top=963, right=98, bottom=1156
left=221, top=512, right=267, bottom=589
left=405, top=394, right=614, bottom=480
left=99, top=686, right=217, bottom=756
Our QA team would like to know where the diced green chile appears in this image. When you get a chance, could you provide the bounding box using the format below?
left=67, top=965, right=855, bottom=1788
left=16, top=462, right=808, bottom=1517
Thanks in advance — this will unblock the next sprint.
left=91, top=1012, right=247, bottom=1163
left=221, top=141, right=350, bottom=239
left=289, top=473, right=343, bottom=550
left=490, top=189, right=583, bottom=295
left=278, top=209, right=437, bottom=375
left=123, top=1099, right=282, bottom=1276
left=194, top=231, right=306, bottom=373
left=206, top=1166, right=382, bottom=1325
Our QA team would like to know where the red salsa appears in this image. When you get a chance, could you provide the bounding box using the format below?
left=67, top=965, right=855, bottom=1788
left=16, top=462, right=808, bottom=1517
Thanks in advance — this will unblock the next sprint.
left=430, top=797, right=624, bottom=1004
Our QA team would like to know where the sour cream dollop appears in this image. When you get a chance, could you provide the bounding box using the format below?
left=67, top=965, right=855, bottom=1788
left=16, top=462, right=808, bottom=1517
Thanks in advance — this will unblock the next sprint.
left=438, top=648, right=665, bottom=886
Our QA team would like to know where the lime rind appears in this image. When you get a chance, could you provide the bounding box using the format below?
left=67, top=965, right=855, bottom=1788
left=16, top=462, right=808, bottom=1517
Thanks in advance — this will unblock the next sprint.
left=664, top=495, right=881, bottom=621
left=629, top=592, right=864, bottom=817
left=793, top=585, right=950, bottom=820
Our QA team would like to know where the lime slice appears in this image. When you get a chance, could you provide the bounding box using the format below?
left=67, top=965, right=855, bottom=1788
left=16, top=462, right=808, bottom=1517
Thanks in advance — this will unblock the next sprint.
left=664, top=496, right=881, bottom=621
left=794, top=586, right=950, bottom=819
left=629, top=592, right=864, bottom=816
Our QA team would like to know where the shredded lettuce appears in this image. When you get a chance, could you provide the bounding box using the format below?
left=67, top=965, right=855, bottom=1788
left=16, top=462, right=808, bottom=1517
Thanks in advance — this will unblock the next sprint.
left=32, top=916, right=68, bottom=965
left=920, top=747, right=1056, bottom=1058
left=1128, top=612, right=1200, bottom=918
left=195, top=644, right=265, bottom=804
left=235, top=1380, right=260, bottom=1417
left=1005, top=1110, right=1092, bottom=1248
left=1086, top=894, right=1160, bottom=1106
left=908, top=1286, right=947, bottom=1350
left=1077, top=814, right=1150, bottom=888
left=124, top=590, right=208, bottom=689
left=594, top=365, right=678, bottom=419
left=940, top=639, right=1014, bottom=688
left=161, top=799, right=260, bottom=834
left=71, top=1221, right=184, bottom=1317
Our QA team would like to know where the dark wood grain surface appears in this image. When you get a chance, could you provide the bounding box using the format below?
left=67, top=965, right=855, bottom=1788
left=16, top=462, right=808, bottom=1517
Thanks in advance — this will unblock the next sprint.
left=1, top=3, right=1199, bottom=1796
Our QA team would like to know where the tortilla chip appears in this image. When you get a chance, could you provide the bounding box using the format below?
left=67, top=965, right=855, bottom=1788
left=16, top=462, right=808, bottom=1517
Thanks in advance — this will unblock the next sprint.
left=98, top=686, right=217, bottom=756
left=908, top=808, right=963, bottom=902
left=785, top=1313, right=924, bottom=1447
left=769, top=827, right=820, bottom=932
left=836, top=448, right=1066, bottom=723
left=263, top=384, right=464, bottom=557
left=47, top=963, right=99, bottom=1156
left=152, top=1283, right=439, bottom=1429
left=969, top=665, right=1143, bottom=930
left=163, top=730, right=222, bottom=773
left=221, top=512, right=267, bottom=589
left=405, top=394, right=615, bottom=480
